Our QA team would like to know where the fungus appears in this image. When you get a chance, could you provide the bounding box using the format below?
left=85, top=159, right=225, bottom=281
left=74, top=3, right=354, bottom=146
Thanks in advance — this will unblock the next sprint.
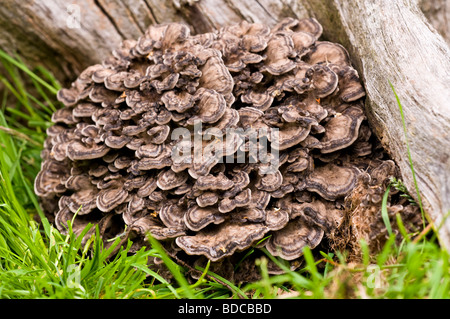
left=196, top=192, right=219, bottom=207
left=184, top=205, right=226, bottom=231
left=255, top=170, right=283, bottom=192
left=306, top=164, right=359, bottom=201
left=195, top=172, right=234, bottom=191
left=156, top=169, right=189, bottom=190
left=308, top=64, right=339, bottom=98
left=176, top=222, right=269, bottom=262
left=66, top=141, right=110, bottom=160
left=35, top=18, right=420, bottom=283
left=218, top=188, right=252, bottom=213
left=96, top=187, right=128, bottom=212
left=262, top=33, right=296, bottom=75
left=319, top=104, right=366, bottom=153
left=266, top=216, right=324, bottom=260
left=159, top=204, right=186, bottom=229
left=270, top=122, right=311, bottom=150
left=305, top=41, right=351, bottom=66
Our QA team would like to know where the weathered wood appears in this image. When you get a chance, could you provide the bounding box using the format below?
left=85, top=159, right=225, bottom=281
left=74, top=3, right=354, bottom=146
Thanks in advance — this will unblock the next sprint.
left=420, top=0, right=450, bottom=45
left=0, top=0, right=449, bottom=248
left=305, top=0, right=450, bottom=247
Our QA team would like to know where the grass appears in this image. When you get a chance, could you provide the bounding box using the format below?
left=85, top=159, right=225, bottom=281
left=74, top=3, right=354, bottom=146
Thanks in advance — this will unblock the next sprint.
left=0, top=51, right=449, bottom=299
left=389, top=81, right=426, bottom=229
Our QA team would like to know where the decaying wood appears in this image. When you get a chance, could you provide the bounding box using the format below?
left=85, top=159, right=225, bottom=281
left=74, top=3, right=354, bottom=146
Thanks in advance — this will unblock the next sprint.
left=0, top=0, right=449, bottom=248
left=419, top=0, right=450, bottom=45
left=304, top=0, right=450, bottom=247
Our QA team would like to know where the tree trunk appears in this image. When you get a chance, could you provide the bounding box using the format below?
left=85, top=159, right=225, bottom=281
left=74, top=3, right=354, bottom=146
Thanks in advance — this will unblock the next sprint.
left=1, top=0, right=449, bottom=248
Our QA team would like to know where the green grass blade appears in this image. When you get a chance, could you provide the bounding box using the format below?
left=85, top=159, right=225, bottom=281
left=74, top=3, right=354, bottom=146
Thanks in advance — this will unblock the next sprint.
left=0, top=50, right=59, bottom=95
left=381, top=184, right=393, bottom=237
left=147, top=235, right=197, bottom=299
left=195, top=265, right=248, bottom=299
left=388, top=81, right=425, bottom=229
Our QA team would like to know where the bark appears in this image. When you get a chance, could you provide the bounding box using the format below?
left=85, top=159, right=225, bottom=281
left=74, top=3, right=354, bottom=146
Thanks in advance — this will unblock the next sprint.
left=0, top=0, right=449, bottom=248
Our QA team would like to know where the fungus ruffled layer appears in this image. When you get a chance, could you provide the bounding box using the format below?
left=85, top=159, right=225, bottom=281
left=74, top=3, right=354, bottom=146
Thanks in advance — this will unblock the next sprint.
left=35, top=18, right=420, bottom=282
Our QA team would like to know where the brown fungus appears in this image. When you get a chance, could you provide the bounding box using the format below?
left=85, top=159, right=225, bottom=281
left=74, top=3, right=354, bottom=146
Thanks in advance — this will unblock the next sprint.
left=319, top=104, right=366, bottom=153
left=266, top=216, right=324, bottom=260
left=184, top=205, right=226, bottom=231
left=35, top=18, right=421, bottom=283
left=306, top=164, right=359, bottom=201
left=156, top=169, right=189, bottom=190
left=176, top=222, right=269, bottom=262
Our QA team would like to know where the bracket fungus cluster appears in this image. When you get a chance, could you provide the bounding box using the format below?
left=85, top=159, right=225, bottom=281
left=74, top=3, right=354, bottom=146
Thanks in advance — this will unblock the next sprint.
left=35, top=18, right=420, bottom=281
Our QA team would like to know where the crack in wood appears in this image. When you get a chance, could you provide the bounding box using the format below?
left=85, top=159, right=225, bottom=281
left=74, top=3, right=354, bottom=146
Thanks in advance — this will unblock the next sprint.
left=222, top=0, right=248, bottom=22
left=254, top=0, right=277, bottom=22
left=93, top=0, right=126, bottom=39
left=175, top=2, right=215, bottom=33
left=123, top=3, right=145, bottom=34
left=143, top=0, right=159, bottom=24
